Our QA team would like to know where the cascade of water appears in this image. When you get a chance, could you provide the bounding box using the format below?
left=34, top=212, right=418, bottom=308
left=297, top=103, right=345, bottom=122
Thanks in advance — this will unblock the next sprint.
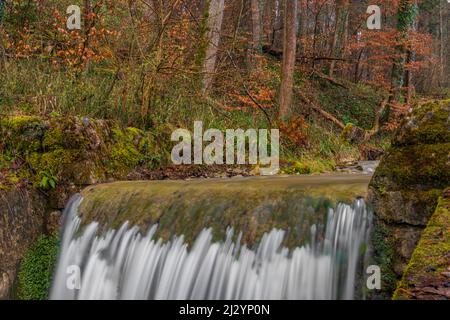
left=50, top=195, right=371, bottom=300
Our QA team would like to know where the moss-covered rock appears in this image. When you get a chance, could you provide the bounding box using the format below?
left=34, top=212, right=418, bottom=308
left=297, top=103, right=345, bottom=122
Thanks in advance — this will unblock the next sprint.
left=0, top=115, right=159, bottom=207
left=368, top=100, right=450, bottom=298
left=340, top=123, right=366, bottom=144
left=393, top=190, right=450, bottom=300
left=393, top=100, right=450, bottom=147
left=0, top=115, right=45, bottom=155
left=108, top=127, right=151, bottom=176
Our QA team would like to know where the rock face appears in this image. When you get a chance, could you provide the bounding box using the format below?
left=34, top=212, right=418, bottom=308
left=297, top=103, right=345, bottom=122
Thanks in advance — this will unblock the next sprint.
left=368, top=100, right=450, bottom=298
left=0, top=189, right=45, bottom=299
left=0, top=115, right=160, bottom=299
left=393, top=189, right=450, bottom=300
left=0, top=115, right=159, bottom=209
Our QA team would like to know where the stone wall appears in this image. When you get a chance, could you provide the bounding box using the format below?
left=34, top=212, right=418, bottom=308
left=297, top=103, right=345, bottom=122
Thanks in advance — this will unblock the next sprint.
left=0, top=189, right=45, bottom=299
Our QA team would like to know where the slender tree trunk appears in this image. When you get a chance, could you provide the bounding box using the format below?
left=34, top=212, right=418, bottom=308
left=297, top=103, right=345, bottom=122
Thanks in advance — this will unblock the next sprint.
left=439, top=0, right=444, bottom=86
left=0, top=0, right=6, bottom=69
left=279, top=0, right=298, bottom=119
left=329, top=0, right=348, bottom=76
left=445, top=2, right=450, bottom=88
left=202, top=0, right=225, bottom=93
left=251, top=0, right=261, bottom=50
left=298, top=0, right=308, bottom=55
left=405, top=50, right=412, bottom=104
left=262, top=0, right=275, bottom=45
left=84, top=0, right=93, bottom=73
left=247, top=0, right=261, bottom=70
left=272, top=0, right=284, bottom=51
left=390, top=0, right=418, bottom=103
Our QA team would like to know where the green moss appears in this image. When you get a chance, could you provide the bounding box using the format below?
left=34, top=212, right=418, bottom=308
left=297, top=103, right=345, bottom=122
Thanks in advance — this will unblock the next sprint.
left=108, top=126, right=154, bottom=175
left=7, top=174, right=20, bottom=185
left=0, top=115, right=45, bottom=155
left=371, top=220, right=398, bottom=298
left=394, top=100, right=450, bottom=146
left=0, top=115, right=41, bottom=130
left=411, top=99, right=450, bottom=118
left=281, top=158, right=336, bottom=175
left=0, top=115, right=159, bottom=189
left=369, top=100, right=449, bottom=298
left=393, top=192, right=450, bottom=299
left=340, top=123, right=354, bottom=142
left=108, top=127, right=142, bottom=174
left=26, top=149, right=76, bottom=188
left=0, top=182, right=9, bottom=190
left=373, top=142, right=450, bottom=189
left=79, top=176, right=370, bottom=247
left=17, top=234, right=59, bottom=300
left=282, top=162, right=312, bottom=175
left=42, top=127, right=64, bottom=150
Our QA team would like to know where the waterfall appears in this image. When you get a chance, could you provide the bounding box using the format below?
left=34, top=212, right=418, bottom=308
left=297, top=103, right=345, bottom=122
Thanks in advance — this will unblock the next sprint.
left=50, top=195, right=372, bottom=300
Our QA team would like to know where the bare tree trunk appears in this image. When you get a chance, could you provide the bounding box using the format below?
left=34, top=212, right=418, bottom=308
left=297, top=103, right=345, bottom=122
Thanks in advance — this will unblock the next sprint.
left=439, top=0, right=444, bottom=86
left=329, top=0, right=348, bottom=76
left=202, top=0, right=225, bottom=93
left=247, top=0, right=261, bottom=70
left=405, top=50, right=414, bottom=105
left=390, top=0, right=418, bottom=103
left=0, top=0, right=6, bottom=70
left=298, top=0, right=308, bottom=55
left=84, top=0, right=93, bottom=73
left=272, top=0, right=284, bottom=51
left=251, top=0, right=261, bottom=50
left=279, top=0, right=298, bottom=119
left=262, top=0, right=275, bottom=45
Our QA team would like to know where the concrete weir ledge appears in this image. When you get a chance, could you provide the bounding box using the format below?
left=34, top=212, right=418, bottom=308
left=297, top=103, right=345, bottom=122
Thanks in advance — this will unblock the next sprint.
left=76, top=173, right=372, bottom=247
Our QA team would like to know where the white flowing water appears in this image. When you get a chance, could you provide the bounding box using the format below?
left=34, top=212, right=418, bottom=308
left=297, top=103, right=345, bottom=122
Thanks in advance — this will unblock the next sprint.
left=50, top=195, right=371, bottom=300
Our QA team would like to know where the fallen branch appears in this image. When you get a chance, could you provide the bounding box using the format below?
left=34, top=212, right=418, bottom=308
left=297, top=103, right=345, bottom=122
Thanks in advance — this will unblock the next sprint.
left=262, top=45, right=351, bottom=63
left=296, top=89, right=345, bottom=129
left=312, top=71, right=349, bottom=89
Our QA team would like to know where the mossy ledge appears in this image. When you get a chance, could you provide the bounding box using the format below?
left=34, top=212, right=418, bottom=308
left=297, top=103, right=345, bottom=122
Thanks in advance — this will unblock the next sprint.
left=393, top=190, right=450, bottom=300
left=78, top=175, right=371, bottom=247
left=368, top=99, right=450, bottom=298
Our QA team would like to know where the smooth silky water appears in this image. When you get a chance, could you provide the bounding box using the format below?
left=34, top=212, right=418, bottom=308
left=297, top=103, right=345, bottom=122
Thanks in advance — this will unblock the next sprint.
left=50, top=174, right=374, bottom=300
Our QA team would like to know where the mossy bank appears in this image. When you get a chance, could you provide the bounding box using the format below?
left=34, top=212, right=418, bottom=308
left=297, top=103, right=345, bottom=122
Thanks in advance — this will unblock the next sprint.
left=368, top=100, right=450, bottom=298
left=0, top=115, right=161, bottom=193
